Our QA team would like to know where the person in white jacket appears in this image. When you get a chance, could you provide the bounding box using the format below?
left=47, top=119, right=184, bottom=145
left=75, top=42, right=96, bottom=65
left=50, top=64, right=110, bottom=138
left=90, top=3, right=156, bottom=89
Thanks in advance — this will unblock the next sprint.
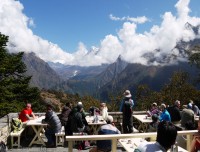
left=100, top=103, right=108, bottom=121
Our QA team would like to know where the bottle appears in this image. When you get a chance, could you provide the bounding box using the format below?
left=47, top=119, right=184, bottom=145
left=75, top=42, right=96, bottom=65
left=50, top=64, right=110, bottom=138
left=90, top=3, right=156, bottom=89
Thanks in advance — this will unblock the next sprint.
left=170, top=142, right=178, bottom=152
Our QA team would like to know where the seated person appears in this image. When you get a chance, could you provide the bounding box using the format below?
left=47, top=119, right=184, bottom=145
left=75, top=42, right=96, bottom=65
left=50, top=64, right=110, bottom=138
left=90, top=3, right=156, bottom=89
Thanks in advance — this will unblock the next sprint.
left=99, top=103, right=108, bottom=120
left=70, top=104, right=90, bottom=134
left=135, top=121, right=177, bottom=152
left=42, top=104, right=62, bottom=147
left=89, top=106, right=100, bottom=116
left=148, top=114, right=159, bottom=132
left=167, top=100, right=181, bottom=124
left=190, top=118, right=200, bottom=152
left=181, top=103, right=194, bottom=127
left=159, top=104, right=171, bottom=122
left=147, top=102, right=160, bottom=117
left=89, top=116, right=121, bottom=152
left=19, top=103, right=37, bottom=122
left=191, top=100, right=200, bottom=116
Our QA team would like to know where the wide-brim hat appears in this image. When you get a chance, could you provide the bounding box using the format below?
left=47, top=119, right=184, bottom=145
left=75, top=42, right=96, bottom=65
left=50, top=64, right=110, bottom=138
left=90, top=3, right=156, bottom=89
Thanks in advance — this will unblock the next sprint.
left=124, top=90, right=132, bottom=98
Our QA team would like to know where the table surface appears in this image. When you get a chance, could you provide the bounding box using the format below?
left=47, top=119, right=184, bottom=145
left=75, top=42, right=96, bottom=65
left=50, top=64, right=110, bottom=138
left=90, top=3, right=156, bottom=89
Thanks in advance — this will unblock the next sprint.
left=85, top=115, right=107, bottom=125
left=26, top=116, right=47, bottom=126
left=133, top=114, right=153, bottom=123
left=119, top=138, right=188, bottom=152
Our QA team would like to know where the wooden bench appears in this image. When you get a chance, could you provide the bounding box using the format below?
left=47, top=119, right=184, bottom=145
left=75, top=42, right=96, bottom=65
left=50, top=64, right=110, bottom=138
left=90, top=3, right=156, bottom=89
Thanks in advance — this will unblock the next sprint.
left=10, top=128, right=25, bottom=148
left=55, top=126, right=65, bottom=147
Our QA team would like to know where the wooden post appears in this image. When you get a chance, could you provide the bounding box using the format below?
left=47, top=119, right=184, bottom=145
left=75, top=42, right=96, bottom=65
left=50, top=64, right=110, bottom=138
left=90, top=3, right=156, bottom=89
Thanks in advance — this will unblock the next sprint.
left=111, top=139, right=117, bottom=152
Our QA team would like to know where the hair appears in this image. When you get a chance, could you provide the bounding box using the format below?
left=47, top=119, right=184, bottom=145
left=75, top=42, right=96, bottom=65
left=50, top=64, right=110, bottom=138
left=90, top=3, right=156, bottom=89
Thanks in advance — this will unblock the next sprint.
left=161, top=103, right=166, bottom=109
left=152, top=114, right=159, bottom=122
left=106, top=115, right=113, bottom=124
left=156, top=121, right=177, bottom=150
left=26, top=103, right=31, bottom=107
left=66, top=102, right=72, bottom=107
left=46, top=104, right=53, bottom=110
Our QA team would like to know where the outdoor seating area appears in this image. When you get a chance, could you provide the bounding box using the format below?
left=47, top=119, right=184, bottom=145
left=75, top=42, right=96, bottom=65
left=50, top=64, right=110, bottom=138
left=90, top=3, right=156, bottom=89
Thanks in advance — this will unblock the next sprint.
left=0, top=111, right=198, bottom=152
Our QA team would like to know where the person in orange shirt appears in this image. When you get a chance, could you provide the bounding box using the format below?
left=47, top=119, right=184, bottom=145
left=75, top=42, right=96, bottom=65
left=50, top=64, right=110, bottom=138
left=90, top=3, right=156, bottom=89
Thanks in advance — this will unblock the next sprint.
left=19, top=103, right=37, bottom=122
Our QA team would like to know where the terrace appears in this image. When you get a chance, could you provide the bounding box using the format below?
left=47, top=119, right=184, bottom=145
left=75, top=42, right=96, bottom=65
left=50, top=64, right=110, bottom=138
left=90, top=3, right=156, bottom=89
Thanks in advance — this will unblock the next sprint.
left=0, top=111, right=196, bottom=152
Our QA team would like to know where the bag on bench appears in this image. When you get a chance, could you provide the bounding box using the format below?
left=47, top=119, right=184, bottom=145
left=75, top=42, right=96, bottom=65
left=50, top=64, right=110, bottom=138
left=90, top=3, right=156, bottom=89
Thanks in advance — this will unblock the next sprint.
left=11, top=118, right=23, bottom=133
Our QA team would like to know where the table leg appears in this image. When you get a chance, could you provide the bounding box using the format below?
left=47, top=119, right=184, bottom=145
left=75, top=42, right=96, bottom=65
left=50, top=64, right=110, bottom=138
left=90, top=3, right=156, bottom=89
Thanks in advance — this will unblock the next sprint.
left=29, top=125, right=45, bottom=147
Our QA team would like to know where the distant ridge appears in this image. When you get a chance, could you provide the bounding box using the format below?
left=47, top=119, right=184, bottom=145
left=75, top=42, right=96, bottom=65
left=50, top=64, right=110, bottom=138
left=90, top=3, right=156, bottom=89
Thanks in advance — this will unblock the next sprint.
left=22, top=52, right=63, bottom=90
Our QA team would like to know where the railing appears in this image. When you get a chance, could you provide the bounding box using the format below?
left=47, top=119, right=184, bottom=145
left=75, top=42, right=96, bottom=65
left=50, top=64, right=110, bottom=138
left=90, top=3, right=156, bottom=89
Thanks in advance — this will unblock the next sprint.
left=65, top=130, right=197, bottom=152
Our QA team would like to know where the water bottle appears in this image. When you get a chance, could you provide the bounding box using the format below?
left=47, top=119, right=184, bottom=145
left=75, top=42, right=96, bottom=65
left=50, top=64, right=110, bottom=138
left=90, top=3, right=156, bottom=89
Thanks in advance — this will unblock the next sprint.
left=170, top=142, right=178, bottom=152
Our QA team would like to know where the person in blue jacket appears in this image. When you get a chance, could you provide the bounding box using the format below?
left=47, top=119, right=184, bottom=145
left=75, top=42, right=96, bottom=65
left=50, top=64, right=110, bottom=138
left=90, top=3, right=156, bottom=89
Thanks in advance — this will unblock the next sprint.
left=159, top=103, right=171, bottom=122
left=120, top=90, right=134, bottom=133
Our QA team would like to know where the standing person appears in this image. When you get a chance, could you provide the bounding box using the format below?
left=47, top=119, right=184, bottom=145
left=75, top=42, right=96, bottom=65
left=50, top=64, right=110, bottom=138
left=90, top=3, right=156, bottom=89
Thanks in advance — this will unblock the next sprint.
left=70, top=104, right=86, bottom=133
left=135, top=121, right=177, bottom=152
left=89, top=116, right=121, bottom=152
left=59, top=102, right=73, bottom=135
left=159, top=104, right=171, bottom=122
left=120, top=90, right=134, bottom=133
left=167, top=100, right=181, bottom=124
left=42, top=104, right=62, bottom=147
left=19, top=103, right=37, bottom=122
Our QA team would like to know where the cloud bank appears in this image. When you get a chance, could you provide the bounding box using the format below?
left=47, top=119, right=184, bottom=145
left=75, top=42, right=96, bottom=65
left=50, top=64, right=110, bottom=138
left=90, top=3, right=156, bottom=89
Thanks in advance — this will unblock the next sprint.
left=0, top=0, right=200, bottom=66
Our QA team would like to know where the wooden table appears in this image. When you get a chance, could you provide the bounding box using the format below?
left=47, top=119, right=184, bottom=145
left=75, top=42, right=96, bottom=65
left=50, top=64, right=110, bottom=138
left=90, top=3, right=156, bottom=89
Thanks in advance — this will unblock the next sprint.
left=85, top=115, right=106, bottom=134
left=133, top=115, right=152, bottom=132
left=26, top=116, right=47, bottom=147
left=119, top=138, right=188, bottom=152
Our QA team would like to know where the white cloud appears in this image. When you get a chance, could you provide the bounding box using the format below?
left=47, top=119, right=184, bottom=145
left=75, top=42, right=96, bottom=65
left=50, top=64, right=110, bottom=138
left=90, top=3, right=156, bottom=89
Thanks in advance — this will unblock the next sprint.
left=0, top=0, right=73, bottom=64
left=0, top=0, right=200, bottom=66
left=109, top=14, right=149, bottom=24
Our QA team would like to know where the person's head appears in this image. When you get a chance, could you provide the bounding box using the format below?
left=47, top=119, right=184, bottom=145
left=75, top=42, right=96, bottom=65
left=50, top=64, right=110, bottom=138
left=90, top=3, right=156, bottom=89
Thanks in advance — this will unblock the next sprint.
left=66, top=102, right=73, bottom=109
left=106, top=115, right=113, bottom=124
left=77, top=101, right=82, bottom=106
left=77, top=104, right=83, bottom=112
left=160, top=103, right=166, bottom=112
left=100, top=103, right=106, bottom=110
left=46, top=104, right=53, bottom=111
left=152, top=114, right=159, bottom=122
left=174, top=100, right=180, bottom=108
left=123, top=90, right=132, bottom=98
left=26, top=103, right=32, bottom=109
left=156, top=121, right=177, bottom=150
left=151, top=102, right=157, bottom=109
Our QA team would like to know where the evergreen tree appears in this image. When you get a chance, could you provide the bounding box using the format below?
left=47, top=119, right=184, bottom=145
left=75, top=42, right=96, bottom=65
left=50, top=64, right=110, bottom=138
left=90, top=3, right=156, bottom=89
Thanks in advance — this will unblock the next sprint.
left=0, top=33, right=42, bottom=116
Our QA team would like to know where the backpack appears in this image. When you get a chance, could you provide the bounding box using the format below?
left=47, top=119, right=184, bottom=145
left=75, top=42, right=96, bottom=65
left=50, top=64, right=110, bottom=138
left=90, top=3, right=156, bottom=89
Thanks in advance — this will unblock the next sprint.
left=11, top=118, right=23, bottom=133
left=123, top=99, right=133, bottom=116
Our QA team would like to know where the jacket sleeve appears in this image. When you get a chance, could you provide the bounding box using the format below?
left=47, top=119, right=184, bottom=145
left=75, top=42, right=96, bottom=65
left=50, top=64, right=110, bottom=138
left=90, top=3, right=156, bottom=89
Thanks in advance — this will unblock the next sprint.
left=120, top=100, right=124, bottom=112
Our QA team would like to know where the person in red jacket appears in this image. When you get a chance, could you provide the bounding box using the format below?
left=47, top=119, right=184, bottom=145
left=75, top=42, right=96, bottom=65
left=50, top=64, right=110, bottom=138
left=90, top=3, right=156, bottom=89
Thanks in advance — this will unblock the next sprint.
left=19, top=103, right=37, bottom=122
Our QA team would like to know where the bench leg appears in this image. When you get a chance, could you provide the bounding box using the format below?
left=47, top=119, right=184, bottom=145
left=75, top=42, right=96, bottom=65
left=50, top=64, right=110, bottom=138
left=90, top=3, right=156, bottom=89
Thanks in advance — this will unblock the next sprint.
left=11, top=136, right=13, bottom=148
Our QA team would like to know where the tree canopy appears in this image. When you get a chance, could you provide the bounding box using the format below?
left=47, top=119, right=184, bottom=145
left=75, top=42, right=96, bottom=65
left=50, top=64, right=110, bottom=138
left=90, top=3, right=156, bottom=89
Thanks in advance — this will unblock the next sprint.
left=0, top=33, right=44, bottom=116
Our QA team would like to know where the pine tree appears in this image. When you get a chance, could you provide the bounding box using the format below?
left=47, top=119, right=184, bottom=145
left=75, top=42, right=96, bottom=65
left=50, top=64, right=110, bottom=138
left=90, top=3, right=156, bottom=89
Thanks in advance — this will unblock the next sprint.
left=0, top=33, right=42, bottom=116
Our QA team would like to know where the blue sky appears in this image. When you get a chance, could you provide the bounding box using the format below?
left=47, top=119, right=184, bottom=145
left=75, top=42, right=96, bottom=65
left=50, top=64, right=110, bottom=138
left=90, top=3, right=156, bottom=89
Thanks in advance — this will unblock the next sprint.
left=1, top=0, right=200, bottom=66
left=18, top=0, right=200, bottom=52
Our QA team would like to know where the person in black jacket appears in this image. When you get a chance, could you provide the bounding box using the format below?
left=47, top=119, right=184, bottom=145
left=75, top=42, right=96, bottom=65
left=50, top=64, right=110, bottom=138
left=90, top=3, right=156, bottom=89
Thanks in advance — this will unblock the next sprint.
left=167, top=100, right=181, bottom=124
left=43, top=104, right=62, bottom=147
left=120, top=90, right=134, bottom=133
left=59, top=102, right=73, bottom=135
